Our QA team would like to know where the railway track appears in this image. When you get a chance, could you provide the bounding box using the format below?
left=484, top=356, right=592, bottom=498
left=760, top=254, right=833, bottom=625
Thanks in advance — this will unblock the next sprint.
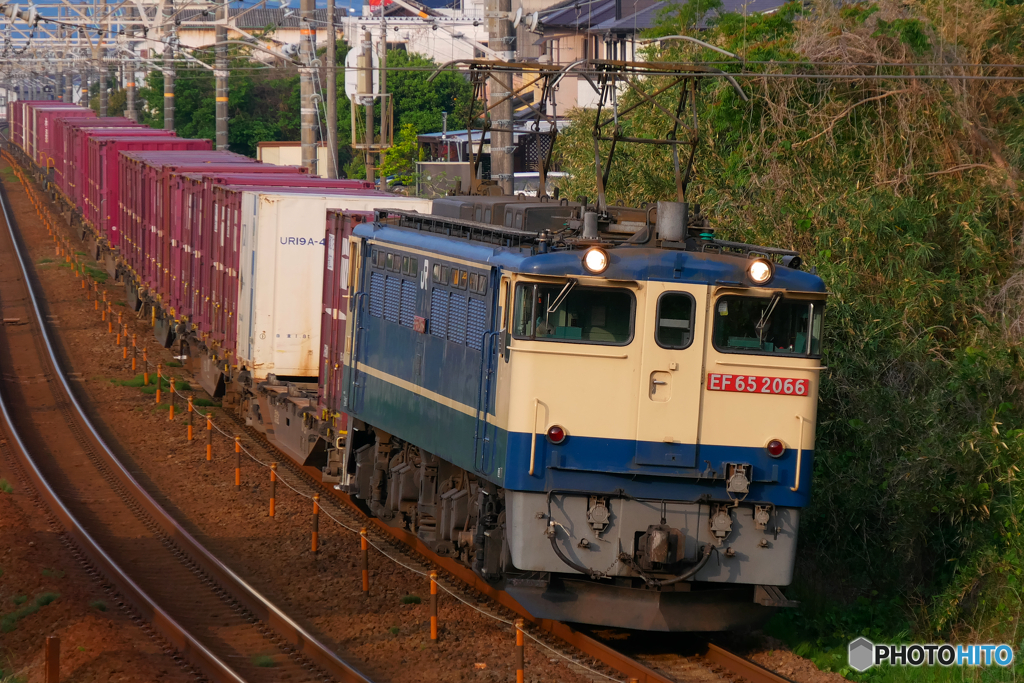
left=0, top=166, right=372, bottom=683
left=220, top=385, right=795, bottom=683
left=2, top=150, right=802, bottom=683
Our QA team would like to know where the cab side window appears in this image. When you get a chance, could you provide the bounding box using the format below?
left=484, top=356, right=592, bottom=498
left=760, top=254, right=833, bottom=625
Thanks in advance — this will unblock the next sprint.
left=655, top=293, right=694, bottom=349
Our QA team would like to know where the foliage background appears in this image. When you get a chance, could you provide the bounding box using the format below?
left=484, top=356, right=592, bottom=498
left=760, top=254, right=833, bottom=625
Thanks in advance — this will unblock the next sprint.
left=554, top=0, right=1024, bottom=674
left=93, top=41, right=471, bottom=175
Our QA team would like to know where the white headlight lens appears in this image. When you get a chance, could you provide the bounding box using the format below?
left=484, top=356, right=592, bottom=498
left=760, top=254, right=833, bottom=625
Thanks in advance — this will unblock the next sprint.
left=583, top=248, right=609, bottom=274
left=748, top=259, right=772, bottom=284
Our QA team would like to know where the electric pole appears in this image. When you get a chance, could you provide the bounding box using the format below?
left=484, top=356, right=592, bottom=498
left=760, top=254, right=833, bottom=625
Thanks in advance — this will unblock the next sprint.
left=359, top=30, right=374, bottom=186
left=299, top=0, right=316, bottom=174
left=164, top=13, right=174, bottom=129
left=487, top=0, right=514, bottom=195
left=57, top=10, right=65, bottom=103
left=215, top=2, right=228, bottom=150
left=96, top=0, right=108, bottom=115
left=325, top=0, right=338, bottom=178
left=126, top=44, right=137, bottom=120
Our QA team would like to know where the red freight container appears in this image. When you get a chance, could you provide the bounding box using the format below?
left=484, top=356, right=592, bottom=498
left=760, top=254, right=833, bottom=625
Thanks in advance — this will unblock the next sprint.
left=24, top=103, right=80, bottom=168
left=202, top=184, right=388, bottom=350
left=318, top=208, right=374, bottom=426
left=37, top=107, right=94, bottom=178
left=82, top=130, right=179, bottom=236
left=62, top=118, right=142, bottom=208
left=87, top=136, right=212, bottom=247
left=117, top=152, right=257, bottom=310
left=167, top=167, right=310, bottom=322
left=49, top=108, right=97, bottom=193
left=9, top=100, right=64, bottom=156
left=206, top=178, right=377, bottom=347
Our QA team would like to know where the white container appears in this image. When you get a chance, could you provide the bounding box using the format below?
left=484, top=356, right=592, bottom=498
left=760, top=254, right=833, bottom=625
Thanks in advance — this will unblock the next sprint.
left=236, top=190, right=432, bottom=380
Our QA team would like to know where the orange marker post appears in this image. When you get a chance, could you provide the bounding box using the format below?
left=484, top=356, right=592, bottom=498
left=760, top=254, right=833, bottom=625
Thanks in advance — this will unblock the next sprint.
left=360, top=528, right=370, bottom=595
left=155, top=364, right=162, bottom=404
left=168, top=377, right=175, bottom=420
left=132, top=334, right=137, bottom=372
left=515, top=619, right=525, bottom=683
left=143, top=347, right=149, bottom=385
left=430, top=571, right=438, bottom=642
left=311, top=494, right=320, bottom=553
left=234, top=436, right=241, bottom=490
left=269, top=463, right=277, bottom=517
left=187, top=397, right=194, bottom=440
left=206, top=414, right=213, bottom=461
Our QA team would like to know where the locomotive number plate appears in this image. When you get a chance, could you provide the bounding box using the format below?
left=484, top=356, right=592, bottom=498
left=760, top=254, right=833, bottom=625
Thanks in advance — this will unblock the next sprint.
left=706, top=373, right=809, bottom=396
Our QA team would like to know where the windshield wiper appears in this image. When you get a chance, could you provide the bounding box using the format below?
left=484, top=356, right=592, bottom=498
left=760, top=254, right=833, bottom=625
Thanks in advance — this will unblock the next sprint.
left=547, top=279, right=577, bottom=314
left=755, top=292, right=783, bottom=344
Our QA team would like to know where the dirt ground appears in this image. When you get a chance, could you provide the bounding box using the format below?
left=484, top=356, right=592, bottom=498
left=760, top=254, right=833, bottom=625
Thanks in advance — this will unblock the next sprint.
left=0, top=159, right=848, bottom=683
left=0, top=454, right=195, bottom=683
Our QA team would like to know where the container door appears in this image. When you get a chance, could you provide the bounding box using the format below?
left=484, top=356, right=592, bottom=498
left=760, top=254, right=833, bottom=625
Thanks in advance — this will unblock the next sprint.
left=634, top=282, right=707, bottom=469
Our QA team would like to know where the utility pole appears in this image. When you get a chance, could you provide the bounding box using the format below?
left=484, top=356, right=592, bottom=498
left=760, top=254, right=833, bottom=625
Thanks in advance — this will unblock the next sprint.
left=215, top=2, right=228, bottom=150
left=299, top=0, right=316, bottom=174
left=126, top=38, right=137, bottom=120
left=486, top=0, right=514, bottom=195
left=359, top=30, right=374, bottom=186
left=325, top=0, right=338, bottom=178
left=57, top=9, right=65, bottom=102
left=163, top=25, right=175, bottom=130
left=98, top=0, right=107, bottom=115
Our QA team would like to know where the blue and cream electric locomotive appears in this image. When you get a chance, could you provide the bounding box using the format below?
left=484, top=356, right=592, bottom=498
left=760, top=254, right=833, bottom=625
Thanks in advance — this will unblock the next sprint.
left=335, top=197, right=826, bottom=631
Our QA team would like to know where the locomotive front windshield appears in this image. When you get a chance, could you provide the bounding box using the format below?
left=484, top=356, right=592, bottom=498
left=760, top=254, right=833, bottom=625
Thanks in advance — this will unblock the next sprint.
left=713, top=295, right=823, bottom=357
left=513, top=282, right=634, bottom=345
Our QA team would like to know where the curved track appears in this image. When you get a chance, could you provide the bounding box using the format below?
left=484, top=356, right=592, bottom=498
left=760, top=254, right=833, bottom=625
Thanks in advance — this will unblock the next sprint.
left=0, top=158, right=373, bottom=683
left=223, top=412, right=795, bottom=683
left=4, top=149, right=803, bottom=683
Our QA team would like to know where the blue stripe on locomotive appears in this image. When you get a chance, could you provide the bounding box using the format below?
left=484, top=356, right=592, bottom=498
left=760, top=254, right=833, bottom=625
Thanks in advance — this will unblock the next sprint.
left=344, top=221, right=822, bottom=507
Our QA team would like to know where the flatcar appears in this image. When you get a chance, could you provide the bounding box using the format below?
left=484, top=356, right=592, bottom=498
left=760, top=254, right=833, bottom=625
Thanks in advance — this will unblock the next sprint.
left=330, top=199, right=826, bottom=630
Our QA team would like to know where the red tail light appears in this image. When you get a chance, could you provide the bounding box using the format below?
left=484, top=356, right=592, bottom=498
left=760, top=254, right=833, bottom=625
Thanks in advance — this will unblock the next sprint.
left=766, top=439, right=785, bottom=457
left=546, top=425, right=567, bottom=444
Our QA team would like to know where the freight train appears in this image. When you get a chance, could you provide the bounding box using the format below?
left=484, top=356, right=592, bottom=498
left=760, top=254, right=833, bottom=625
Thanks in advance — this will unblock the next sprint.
left=6, top=99, right=826, bottom=631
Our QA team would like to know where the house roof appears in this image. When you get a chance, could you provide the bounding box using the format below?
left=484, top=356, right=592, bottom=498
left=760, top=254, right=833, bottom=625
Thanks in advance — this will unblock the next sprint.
left=543, top=0, right=789, bottom=33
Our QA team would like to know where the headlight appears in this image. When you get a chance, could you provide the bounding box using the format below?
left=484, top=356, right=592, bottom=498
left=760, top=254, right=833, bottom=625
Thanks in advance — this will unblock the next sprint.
left=748, top=259, right=773, bottom=284
left=583, top=247, right=609, bottom=274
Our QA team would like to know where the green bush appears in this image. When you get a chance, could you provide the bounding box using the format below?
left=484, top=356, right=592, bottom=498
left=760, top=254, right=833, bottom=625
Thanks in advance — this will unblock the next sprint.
left=559, top=0, right=1024, bottom=647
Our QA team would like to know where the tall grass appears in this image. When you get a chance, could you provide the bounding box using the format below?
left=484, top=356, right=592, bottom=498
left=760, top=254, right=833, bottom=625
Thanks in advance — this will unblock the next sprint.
left=556, top=0, right=1024, bottom=652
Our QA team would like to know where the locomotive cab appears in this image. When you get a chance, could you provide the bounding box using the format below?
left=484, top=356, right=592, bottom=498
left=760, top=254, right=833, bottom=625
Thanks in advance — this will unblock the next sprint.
left=339, top=201, right=827, bottom=631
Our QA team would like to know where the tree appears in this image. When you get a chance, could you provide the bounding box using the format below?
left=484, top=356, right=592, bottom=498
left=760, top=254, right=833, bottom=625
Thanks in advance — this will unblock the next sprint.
left=377, top=123, right=420, bottom=185
left=384, top=50, right=473, bottom=133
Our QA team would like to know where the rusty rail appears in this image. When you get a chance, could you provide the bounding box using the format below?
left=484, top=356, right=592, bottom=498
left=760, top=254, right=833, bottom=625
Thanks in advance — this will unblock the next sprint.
left=704, top=643, right=794, bottom=683
left=0, top=172, right=374, bottom=683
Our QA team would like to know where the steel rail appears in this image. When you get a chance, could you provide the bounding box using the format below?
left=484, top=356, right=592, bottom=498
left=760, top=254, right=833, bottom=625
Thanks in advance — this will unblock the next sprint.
left=6, top=147, right=797, bottom=683
left=704, top=643, right=794, bottom=683
left=0, top=164, right=375, bottom=683
left=244, top=426, right=796, bottom=683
